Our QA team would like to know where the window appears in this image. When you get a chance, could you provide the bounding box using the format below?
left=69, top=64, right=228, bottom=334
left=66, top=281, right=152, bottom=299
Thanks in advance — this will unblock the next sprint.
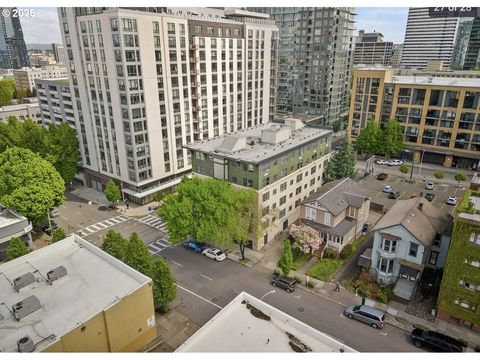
left=262, top=191, right=269, bottom=202
left=167, top=23, right=175, bottom=34
left=409, top=242, right=419, bottom=257
left=279, top=209, right=286, bottom=218
left=305, top=206, right=316, bottom=220
left=378, top=258, right=394, bottom=274
left=279, top=195, right=286, bottom=206
left=324, top=212, right=331, bottom=226
left=429, top=251, right=439, bottom=266
left=470, top=232, right=480, bottom=245
left=280, top=182, right=287, bottom=192
left=382, top=238, right=397, bottom=253
left=433, top=234, right=442, bottom=247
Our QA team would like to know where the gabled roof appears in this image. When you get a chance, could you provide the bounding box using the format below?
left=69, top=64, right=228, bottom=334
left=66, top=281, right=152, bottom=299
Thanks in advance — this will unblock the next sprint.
left=302, top=178, right=370, bottom=216
left=372, top=198, right=452, bottom=247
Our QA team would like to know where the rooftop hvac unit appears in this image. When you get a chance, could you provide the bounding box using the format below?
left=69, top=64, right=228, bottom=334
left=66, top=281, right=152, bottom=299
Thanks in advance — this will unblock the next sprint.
left=17, top=336, right=34, bottom=353
left=47, top=266, right=67, bottom=283
left=12, top=295, right=41, bottom=320
left=13, top=273, right=35, bottom=290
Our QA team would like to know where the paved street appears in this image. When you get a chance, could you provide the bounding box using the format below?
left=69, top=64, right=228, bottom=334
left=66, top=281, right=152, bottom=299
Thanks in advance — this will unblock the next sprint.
left=159, top=245, right=424, bottom=352
left=359, top=172, right=464, bottom=215
left=49, top=192, right=170, bottom=250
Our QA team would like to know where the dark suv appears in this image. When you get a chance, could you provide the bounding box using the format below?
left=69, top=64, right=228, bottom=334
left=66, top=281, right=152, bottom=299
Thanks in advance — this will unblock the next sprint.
left=271, top=276, right=296, bottom=293
left=410, top=329, right=463, bottom=352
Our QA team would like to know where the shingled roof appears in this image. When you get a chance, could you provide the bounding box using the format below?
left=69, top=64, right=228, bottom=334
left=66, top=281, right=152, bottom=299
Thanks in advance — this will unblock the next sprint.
left=302, top=178, right=370, bottom=216
left=372, top=198, right=453, bottom=247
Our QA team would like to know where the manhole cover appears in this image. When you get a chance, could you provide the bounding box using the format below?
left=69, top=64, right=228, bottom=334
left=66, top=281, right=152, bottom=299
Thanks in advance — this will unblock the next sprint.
left=212, top=298, right=218, bottom=302
left=297, top=307, right=304, bottom=312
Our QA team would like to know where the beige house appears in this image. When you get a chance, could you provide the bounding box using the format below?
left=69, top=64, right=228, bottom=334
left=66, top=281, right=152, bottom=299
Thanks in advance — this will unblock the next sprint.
left=300, top=178, right=370, bottom=253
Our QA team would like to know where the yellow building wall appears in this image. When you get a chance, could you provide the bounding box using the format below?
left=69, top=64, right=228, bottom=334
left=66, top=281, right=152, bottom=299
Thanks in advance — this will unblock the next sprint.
left=42, top=283, right=156, bottom=352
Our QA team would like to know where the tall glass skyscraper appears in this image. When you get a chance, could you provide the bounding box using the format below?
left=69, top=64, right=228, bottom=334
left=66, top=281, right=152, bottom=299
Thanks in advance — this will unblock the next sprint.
left=0, top=7, right=29, bottom=69
left=464, top=15, right=480, bottom=70
left=248, top=7, right=355, bottom=124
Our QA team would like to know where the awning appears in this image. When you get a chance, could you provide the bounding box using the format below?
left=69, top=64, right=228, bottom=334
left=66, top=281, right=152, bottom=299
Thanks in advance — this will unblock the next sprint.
left=358, top=248, right=372, bottom=268
left=378, top=232, right=402, bottom=241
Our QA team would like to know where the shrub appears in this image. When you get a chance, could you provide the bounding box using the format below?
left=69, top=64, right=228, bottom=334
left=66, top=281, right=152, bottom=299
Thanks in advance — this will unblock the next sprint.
left=306, top=280, right=315, bottom=288
left=322, top=248, right=337, bottom=259
left=340, top=244, right=353, bottom=260
left=294, top=275, right=303, bottom=284
left=273, top=269, right=280, bottom=276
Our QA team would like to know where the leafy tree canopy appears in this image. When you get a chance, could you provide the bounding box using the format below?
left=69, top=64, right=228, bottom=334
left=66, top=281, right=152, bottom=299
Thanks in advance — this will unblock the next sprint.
left=151, top=257, right=177, bottom=312
left=101, top=230, right=129, bottom=261
left=289, top=224, right=321, bottom=254
left=6, top=237, right=30, bottom=261
left=454, top=172, right=467, bottom=184
left=103, top=179, right=121, bottom=206
left=378, top=119, right=404, bottom=157
left=0, top=147, right=65, bottom=224
left=52, top=228, right=66, bottom=243
left=0, top=78, right=15, bottom=107
left=279, top=240, right=293, bottom=276
left=124, top=232, right=153, bottom=276
left=356, top=121, right=381, bottom=155
left=324, top=140, right=356, bottom=182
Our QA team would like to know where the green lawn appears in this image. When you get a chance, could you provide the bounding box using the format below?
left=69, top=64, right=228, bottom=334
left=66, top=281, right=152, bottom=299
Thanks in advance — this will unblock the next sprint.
left=306, top=258, right=343, bottom=281
left=291, top=248, right=312, bottom=270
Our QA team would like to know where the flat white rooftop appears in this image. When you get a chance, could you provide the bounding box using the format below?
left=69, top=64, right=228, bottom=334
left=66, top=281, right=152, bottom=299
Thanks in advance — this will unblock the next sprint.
left=185, top=122, right=331, bottom=164
left=176, top=292, right=356, bottom=353
left=391, top=75, right=480, bottom=88
left=0, top=103, right=38, bottom=113
left=0, top=234, right=152, bottom=352
left=0, top=207, right=26, bottom=229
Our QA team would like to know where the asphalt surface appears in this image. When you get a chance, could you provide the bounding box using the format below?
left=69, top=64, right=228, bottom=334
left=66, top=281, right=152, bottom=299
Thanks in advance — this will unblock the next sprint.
left=159, top=245, right=424, bottom=352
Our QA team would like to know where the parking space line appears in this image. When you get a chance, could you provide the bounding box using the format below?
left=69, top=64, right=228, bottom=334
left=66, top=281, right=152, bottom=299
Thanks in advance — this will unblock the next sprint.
left=171, top=261, right=183, bottom=267
left=176, top=284, right=223, bottom=310
left=200, top=274, right=214, bottom=282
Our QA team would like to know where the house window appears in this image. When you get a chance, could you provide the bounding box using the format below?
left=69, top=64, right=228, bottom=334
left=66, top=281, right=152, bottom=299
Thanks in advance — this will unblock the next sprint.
left=279, top=195, right=286, bottom=206
left=305, top=207, right=316, bottom=221
left=382, top=238, right=397, bottom=253
left=378, top=258, right=394, bottom=274
left=279, top=209, right=286, bottom=218
left=348, top=207, right=356, bottom=218
left=280, top=182, right=287, bottom=192
left=262, top=191, right=269, bottom=202
left=433, top=234, right=442, bottom=247
left=470, top=232, right=480, bottom=245
left=429, top=251, right=439, bottom=266
left=409, top=242, right=419, bottom=257
left=324, top=212, right=331, bottom=226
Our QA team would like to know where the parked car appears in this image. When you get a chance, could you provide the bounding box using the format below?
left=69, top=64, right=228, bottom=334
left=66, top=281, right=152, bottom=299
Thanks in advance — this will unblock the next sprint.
left=344, top=305, right=385, bottom=329
left=42, top=221, right=58, bottom=235
left=425, top=182, right=435, bottom=190
left=377, top=173, right=388, bottom=181
left=388, top=191, right=401, bottom=199
left=202, top=247, right=227, bottom=261
left=271, top=276, right=296, bottom=293
left=383, top=185, right=393, bottom=193
left=376, top=159, right=388, bottom=165
left=183, top=240, right=205, bottom=253
left=410, top=328, right=463, bottom=352
left=388, top=159, right=403, bottom=166
left=49, top=209, right=60, bottom=218
left=425, top=193, right=435, bottom=202
left=446, top=196, right=457, bottom=205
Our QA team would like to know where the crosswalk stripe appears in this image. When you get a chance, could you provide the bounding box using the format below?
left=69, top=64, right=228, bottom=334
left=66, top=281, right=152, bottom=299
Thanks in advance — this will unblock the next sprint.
left=109, top=217, right=121, bottom=224
left=96, top=223, right=108, bottom=229
left=84, top=227, right=96, bottom=233
left=116, top=216, right=128, bottom=221
left=157, top=240, right=171, bottom=247
left=149, top=220, right=164, bottom=227
left=78, top=230, right=88, bottom=237
left=90, top=224, right=102, bottom=230
left=148, top=249, right=156, bottom=255
left=148, top=243, right=162, bottom=251
left=103, top=220, right=115, bottom=226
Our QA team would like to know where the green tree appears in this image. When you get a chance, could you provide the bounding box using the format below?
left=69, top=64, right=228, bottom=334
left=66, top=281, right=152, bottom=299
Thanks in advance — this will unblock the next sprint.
left=158, top=177, right=237, bottom=246
left=51, top=228, right=66, bottom=242
left=14, top=87, right=28, bottom=100
left=0, top=116, right=22, bottom=152
left=0, top=78, right=15, bottom=106
left=103, top=179, right=121, bottom=207
left=279, top=240, right=293, bottom=276
left=153, top=191, right=165, bottom=204
left=434, top=170, right=444, bottom=181
left=16, top=118, right=48, bottom=155
left=378, top=119, right=404, bottom=158
left=332, top=119, right=341, bottom=133
left=454, top=172, right=467, bottom=187
left=6, top=237, right=30, bottom=261
left=101, top=230, right=129, bottom=261
left=124, top=232, right=153, bottom=276
left=399, top=164, right=409, bottom=177
left=228, top=189, right=261, bottom=260
left=44, top=123, right=80, bottom=184
left=324, top=140, right=356, bottom=182
left=151, top=257, right=177, bottom=312
left=355, top=121, right=381, bottom=155
left=0, top=147, right=65, bottom=225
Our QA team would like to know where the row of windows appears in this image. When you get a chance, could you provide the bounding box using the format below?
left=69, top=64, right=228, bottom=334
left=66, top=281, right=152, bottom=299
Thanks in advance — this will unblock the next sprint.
left=380, top=237, right=419, bottom=257
left=191, top=24, right=241, bottom=37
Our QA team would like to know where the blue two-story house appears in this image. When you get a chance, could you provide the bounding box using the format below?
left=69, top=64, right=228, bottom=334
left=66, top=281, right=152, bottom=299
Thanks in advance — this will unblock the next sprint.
left=366, top=198, right=452, bottom=300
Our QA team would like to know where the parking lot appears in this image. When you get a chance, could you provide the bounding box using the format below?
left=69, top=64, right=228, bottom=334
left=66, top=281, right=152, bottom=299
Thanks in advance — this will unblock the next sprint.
left=361, top=172, right=465, bottom=215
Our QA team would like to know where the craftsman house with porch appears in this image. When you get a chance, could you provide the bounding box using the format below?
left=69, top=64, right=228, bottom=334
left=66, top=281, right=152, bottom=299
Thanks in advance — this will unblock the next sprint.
left=299, top=178, right=370, bottom=253
left=365, top=198, right=453, bottom=300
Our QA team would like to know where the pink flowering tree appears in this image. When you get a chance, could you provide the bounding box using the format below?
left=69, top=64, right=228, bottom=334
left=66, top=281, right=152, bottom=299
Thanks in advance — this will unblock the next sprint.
left=289, top=224, right=321, bottom=254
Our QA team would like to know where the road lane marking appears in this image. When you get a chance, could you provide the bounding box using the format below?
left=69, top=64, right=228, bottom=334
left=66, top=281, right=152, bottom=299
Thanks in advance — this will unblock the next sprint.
left=171, top=261, right=183, bottom=267
left=176, top=284, right=223, bottom=310
left=294, top=295, right=301, bottom=299
left=200, top=274, right=214, bottom=282
left=60, top=216, right=69, bottom=221
left=74, top=210, right=82, bottom=215
left=340, top=313, right=346, bottom=319
left=380, top=332, right=388, bottom=336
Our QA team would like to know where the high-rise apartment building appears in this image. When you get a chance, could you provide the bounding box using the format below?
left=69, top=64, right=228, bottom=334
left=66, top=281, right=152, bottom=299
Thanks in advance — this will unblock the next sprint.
left=248, top=7, right=355, bottom=124
left=35, top=78, right=75, bottom=128
left=52, top=43, right=68, bottom=64
left=452, top=19, right=474, bottom=69
left=0, top=7, right=29, bottom=69
left=184, top=118, right=332, bottom=250
left=401, top=8, right=460, bottom=69
left=464, top=16, right=480, bottom=70
left=353, top=30, right=393, bottom=66
left=58, top=7, right=278, bottom=204
left=348, top=68, right=480, bottom=170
